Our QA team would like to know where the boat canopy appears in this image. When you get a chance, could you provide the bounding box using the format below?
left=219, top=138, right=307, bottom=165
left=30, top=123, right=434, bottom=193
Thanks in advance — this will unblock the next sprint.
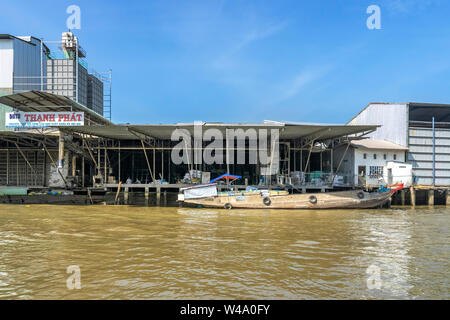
left=180, top=184, right=218, bottom=200
left=210, top=174, right=242, bottom=183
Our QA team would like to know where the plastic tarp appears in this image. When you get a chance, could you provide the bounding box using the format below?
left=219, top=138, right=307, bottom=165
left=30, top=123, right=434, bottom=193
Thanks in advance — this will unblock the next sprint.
left=184, top=185, right=218, bottom=199
left=210, top=174, right=241, bottom=183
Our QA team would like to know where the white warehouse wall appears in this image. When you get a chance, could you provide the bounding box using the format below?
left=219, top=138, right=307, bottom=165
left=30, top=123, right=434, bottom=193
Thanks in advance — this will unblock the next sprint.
left=0, top=39, right=14, bottom=88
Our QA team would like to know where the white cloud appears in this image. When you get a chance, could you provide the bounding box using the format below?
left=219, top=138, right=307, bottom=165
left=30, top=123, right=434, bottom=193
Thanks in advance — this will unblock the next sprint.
left=272, top=65, right=333, bottom=104
left=385, top=0, right=442, bottom=14
left=212, top=20, right=288, bottom=70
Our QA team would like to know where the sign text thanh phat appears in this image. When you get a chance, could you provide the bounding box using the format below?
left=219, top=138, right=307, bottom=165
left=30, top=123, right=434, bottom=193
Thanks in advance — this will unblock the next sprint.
left=6, top=112, right=84, bottom=128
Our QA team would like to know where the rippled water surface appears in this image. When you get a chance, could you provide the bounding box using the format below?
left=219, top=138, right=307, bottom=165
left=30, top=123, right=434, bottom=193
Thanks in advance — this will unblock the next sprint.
left=0, top=205, right=448, bottom=299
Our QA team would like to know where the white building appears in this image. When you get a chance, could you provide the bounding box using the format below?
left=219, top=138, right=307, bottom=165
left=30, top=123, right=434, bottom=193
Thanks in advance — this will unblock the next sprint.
left=333, top=139, right=411, bottom=188
left=0, top=32, right=106, bottom=130
left=348, top=102, right=450, bottom=186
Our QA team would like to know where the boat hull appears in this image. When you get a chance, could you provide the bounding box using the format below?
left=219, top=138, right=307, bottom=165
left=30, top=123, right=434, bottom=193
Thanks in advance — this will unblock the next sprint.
left=183, top=190, right=392, bottom=209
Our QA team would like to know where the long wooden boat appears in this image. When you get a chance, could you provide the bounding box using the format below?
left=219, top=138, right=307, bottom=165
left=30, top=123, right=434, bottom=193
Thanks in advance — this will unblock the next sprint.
left=178, top=184, right=402, bottom=209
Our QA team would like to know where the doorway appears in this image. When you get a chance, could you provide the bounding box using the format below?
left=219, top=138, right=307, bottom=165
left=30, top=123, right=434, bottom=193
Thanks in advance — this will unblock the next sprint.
left=358, top=166, right=366, bottom=186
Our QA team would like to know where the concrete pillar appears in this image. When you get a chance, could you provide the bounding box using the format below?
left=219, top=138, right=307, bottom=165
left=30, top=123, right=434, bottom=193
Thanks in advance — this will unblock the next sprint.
left=428, top=189, right=435, bottom=206
left=401, top=189, right=406, bottom=206
left=58, top=131, right=65, bottom=169
left=72, top=155, right=77, bottom=177
left=410, top=187, right=416, bottom=207
left=124, top=187, right=129, bottom=205
left=156, top=186, right=161, bottom=206
left=145, top=187, right=149, bottom=206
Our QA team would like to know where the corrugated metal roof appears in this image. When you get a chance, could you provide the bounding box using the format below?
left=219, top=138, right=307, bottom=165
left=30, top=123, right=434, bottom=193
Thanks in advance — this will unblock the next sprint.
left=59, top=122, right=378, bottom=141
left=0, top=91, right=112, bottom=126
left=0, top=34, right=50, bottom=53
left=351, top=139, right=408, bottom=150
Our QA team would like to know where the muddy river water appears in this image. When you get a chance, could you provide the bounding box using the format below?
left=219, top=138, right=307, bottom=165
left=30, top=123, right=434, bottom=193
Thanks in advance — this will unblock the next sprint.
left=0, top=205, right=448, bottom=299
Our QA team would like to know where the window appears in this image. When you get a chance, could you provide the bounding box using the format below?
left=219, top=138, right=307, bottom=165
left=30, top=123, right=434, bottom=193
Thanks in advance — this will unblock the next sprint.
left=369, top=166, right=383, bottom=177
left=393, top=154, right=397, bottom=160
left=363, top=153, right=367, bottom=159
left=383, top=154, right=387, bottom=160
left=373, top=154, right=377, bottom=159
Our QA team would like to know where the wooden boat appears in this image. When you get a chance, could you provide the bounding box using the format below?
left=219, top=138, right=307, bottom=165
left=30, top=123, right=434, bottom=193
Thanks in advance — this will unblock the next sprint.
left=178, top=184, right=403, bottom=209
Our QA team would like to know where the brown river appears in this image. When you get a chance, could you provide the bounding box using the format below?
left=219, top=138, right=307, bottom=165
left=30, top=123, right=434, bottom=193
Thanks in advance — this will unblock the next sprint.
left=0, top=204, right=448, bottom=299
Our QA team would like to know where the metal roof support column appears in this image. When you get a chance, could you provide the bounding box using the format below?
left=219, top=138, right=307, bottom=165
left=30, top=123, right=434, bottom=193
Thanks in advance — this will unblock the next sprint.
left=153, top=149, right=156, bottom=182
left=14, top=142, right=38, bottom=185
left=331, top=142, right=351, bottom=188
left=82, top=138, right=99, bottom=172
left=6, top=150, right=9, bottom=186
left=304, top=140, right=315, bottom=174
left=432, top=117, right=436, bottom=186
left=118, top=141, right=121, bottom=183
left=141, top=140, right=155, bottom=183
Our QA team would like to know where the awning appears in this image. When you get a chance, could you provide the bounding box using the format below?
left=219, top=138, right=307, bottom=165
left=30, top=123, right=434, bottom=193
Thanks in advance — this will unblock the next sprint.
left=0, top=90, right=112, bottom=126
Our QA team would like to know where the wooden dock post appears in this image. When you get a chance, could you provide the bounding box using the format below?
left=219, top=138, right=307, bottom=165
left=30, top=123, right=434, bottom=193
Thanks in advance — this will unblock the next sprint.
left=114, top=182, right=122, bottom=205
left=87, top=188, right=93, bottom=205
left=145, top=187, right=149, bottom=206
left=428, top=189, right=435, bottom=207
left=410, top=186, right=416, bottom=207
left=401, top=189, right=406, bottom=206
left=82, top=157, right=85, bottom=188
left=124, top=187, right=129, bottom=205
left=156, top=186, right=161, bottom=206
left=164, top=191, right=167, bottom=206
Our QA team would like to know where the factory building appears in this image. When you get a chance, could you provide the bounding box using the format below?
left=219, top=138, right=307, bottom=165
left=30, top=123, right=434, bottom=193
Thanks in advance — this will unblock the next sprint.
left=0, top=89, right=377, bottom=193
left=0, top=32, right=108, bottom=130
left=348, top=103, right=450, bottom=186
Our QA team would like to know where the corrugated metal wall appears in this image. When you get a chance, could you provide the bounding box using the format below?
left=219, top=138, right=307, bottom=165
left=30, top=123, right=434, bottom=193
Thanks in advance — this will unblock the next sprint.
left=87, top=74, right=104, bottom=115
left=0, top=150, right=46, bottom=186
left=408, top=126, right=450, bottom=186
left=0, top=39, right=14, bottom=88
left=348, top=103, right=408, bottom=146
left=13, top=37, right=46, bottom=92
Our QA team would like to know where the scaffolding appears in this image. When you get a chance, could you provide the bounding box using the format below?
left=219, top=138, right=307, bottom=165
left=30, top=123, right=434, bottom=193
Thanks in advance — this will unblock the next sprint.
left=96, top=70, right=112, bottom=121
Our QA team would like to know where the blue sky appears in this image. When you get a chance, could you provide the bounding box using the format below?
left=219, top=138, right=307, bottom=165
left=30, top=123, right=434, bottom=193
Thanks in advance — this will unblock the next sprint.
left=1, top=0, right=449, bottom=124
